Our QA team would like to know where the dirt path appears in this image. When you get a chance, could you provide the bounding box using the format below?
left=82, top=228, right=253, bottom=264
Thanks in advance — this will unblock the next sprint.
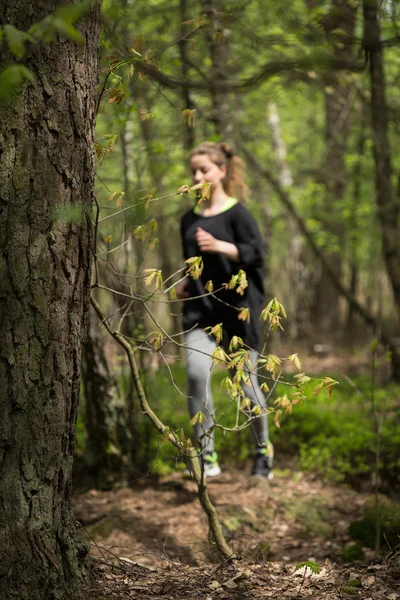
left=74, top=468, right=399, bottom=599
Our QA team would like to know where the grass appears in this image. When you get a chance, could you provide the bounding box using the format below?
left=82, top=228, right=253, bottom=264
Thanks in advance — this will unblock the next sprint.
left=77, top=362, right=400, bottom=489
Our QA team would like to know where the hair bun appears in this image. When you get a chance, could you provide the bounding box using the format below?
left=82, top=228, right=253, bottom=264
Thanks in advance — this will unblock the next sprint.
left=218, top=142, right=234, bottom=159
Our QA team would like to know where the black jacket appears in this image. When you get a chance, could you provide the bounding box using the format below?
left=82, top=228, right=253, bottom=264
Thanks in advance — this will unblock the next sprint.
left=180, top=202, right=265, bottom=349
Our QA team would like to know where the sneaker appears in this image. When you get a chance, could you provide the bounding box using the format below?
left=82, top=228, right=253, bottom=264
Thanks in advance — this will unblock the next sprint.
left=251, top=444, right=273, bottom=479
left=182, top=451, right=221, bottom=478
left=203, top=451, right=221, bottom=477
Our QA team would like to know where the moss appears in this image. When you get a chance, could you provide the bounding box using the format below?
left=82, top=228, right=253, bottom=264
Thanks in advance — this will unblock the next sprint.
left=350, top=494, right=400, bottom=548
left=222, top=505, right=272, bottom=534
left=283, top=497, right=333, bottom=539
left=341, top=543, right=366, bottom=563
left=77, top=516, right=130, bottom=541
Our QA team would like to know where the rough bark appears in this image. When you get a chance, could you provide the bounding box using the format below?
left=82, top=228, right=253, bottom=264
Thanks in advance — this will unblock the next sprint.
left=0, top=2, right=101, bottom=598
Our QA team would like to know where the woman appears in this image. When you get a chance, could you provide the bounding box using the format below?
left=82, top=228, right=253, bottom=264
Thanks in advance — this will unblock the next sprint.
left=178, top=142, right=273, bottom=479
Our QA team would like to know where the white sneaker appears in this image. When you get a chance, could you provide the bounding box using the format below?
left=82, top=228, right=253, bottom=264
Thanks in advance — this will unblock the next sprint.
left=203, top=452, right=221, bottom=477
left=182, top=451, right=222, bottom=478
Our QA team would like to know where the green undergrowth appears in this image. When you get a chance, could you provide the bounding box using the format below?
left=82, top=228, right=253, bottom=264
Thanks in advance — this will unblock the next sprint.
left=273, top=375, right=400, bottom=489
left=77, top=364, right=400, bottom=490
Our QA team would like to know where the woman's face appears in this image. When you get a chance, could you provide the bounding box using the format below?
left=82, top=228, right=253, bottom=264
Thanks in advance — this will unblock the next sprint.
left=190, top=154, right=226, bottom=190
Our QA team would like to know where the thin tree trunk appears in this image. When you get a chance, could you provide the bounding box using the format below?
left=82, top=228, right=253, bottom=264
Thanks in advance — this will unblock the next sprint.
left=201, top=0, right=233, bottom=142
left=313, top=0, right=356, bottom=334
left=179, top=0, right=196, bottom=150
left=0, top=2, right=101, bottom=597
left=134, top=82, right=182, bottom=337
left=345, top=121, right=366, bottom=342
left=363, top=0, right=400, bottom=317
left=268, top=102, right=311, bottom=341
left=81, top=310, right=128, bottom=489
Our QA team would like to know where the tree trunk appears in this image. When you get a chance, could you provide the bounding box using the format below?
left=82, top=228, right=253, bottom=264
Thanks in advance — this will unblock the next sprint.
left=201, top=0, right=233, bottom=142
left=363, top=0, right=400, bottom=318
left=268, top=102, right=312, bottom=341
left=313, top=0, right=356, bottom=335
left=0, top=2, right=101, bottom=598
left=81, top=310, right=128, bottom=490
left=179, top=0, right=196, bottom=150
left=345, top=120, right=366, bottom=343
left=134, top=82, right=182, bottom=337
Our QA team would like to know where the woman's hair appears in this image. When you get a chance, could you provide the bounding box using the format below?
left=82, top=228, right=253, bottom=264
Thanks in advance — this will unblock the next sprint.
left=189, top=141, right=248, bottom=199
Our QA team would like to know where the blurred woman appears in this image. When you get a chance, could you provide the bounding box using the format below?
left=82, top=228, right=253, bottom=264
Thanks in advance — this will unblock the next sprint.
left=178, top=142, right=273, bottom=479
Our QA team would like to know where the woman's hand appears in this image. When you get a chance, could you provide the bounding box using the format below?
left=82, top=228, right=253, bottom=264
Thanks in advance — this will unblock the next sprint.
left=195, top=227, right=240, bottom=262
left=195, top=228, right=220, bottom=253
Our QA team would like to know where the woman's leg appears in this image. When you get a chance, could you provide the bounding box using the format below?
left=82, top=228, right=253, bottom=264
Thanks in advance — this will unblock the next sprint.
left=241, top=350, right=269, bottom=447
left=184, top=328, right=217, bottom=453
left=241, top=350, right=273, bottom=476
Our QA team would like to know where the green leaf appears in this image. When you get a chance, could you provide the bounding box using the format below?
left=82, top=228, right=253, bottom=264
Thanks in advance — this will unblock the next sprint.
left=56, top=2, right=90, bottom=24
left=52, top=17, right=83, bottom=44
left=19, top=66, right=35, bottom=84
left=0, top=65, right=35, bottom=102
left=4, top=24, right=27, bottom=58
left=295, top=561, right=321, bottom=575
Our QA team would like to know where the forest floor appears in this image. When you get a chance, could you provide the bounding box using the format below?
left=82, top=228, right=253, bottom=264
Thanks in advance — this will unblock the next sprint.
left=74, top=466, right=400, bottom=599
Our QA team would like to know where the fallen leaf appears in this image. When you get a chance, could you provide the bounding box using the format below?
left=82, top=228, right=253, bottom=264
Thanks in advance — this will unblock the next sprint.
left=209, top=580, right=220, bottom=590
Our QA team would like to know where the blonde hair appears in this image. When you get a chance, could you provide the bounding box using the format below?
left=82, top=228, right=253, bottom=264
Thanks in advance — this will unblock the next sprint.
left=189, top=141, right=248, bottom=200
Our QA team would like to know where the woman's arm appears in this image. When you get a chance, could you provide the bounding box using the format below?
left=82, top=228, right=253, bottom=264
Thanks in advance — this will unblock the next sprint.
left=195, top=227, right=240, bottom=262
left=230, top=205, right=263, bottom=269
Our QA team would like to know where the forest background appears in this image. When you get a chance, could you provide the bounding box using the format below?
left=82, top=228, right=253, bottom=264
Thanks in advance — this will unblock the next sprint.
left=85, top=0, right=400, bottom=492
left=1, top=0, right=400, bottom=599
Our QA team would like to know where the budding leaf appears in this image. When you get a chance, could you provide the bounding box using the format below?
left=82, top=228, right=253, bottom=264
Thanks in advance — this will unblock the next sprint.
left=144, top=268, right=162, bottom=289
left=133, top=225, right=146, bottom=242
left=147, top=331, right=163, bottom=350
left=185, top=256, right=203, bottom=280
left=190, top=411, right=205, bottom=425
left=205, top=323, right=223, bottom=344
left=205, top=280, right=214, bottom=293
left=238, top=307, right=250, bottom=323
left=236, top=269, right=248, bottom=295
left=229, top=336, right=243, bottom=352
left=288, top=353, right=302, bottom=371
left=212, top=346, right=228, bottom=365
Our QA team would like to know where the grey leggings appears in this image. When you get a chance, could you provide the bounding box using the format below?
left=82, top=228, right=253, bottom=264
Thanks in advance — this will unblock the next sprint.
left=184, top=328, right=269, bottom=453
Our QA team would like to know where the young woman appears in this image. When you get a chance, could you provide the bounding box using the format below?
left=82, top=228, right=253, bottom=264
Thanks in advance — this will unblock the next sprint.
left=178, top=141, right=273, bottom=479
